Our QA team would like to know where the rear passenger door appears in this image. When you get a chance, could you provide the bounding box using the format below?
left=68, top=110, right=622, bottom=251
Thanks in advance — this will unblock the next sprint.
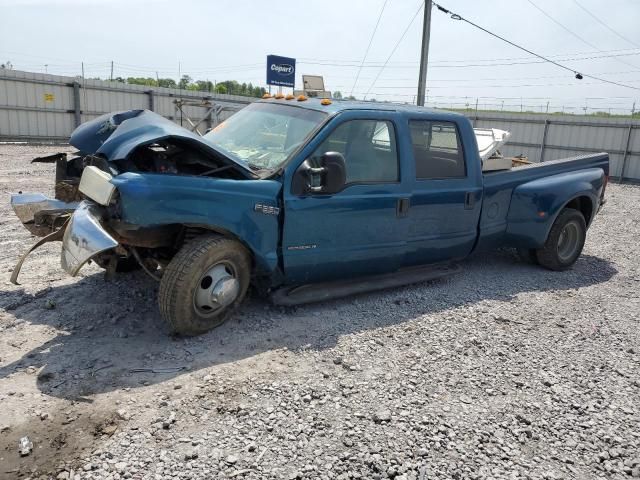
left=405, top=118, right=482, bottom=265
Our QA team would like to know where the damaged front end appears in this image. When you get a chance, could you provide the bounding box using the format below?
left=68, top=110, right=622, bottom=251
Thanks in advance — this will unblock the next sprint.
left=10, top=109, right=253, bottom=284
left=60, top=201, right=119, bottom=276
left=10, top=169, right=120, bottom=284
left=10, top=195, right=119, bottom=284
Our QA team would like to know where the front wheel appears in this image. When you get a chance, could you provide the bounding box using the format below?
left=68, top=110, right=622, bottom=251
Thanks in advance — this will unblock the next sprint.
left=536, top=208, right=586, bottom=271
left=158, top=235, right=251, bottom=336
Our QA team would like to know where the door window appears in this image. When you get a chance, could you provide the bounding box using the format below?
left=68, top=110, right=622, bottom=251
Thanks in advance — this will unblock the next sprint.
left=409, top=120, right=466, bottom=179
left=312, top=119, right=399, bottom=183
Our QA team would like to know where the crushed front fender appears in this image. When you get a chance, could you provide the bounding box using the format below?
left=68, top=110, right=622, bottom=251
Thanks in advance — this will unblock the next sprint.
left=61, top=201, right=118, bottom=276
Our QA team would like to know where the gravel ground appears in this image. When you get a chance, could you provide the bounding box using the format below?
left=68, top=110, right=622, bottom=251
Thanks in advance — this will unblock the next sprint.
left=0, top=144, right=639, bottom=480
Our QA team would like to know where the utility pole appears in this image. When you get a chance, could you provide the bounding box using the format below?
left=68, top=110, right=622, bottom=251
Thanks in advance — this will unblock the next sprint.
left=416, top=0, right=433, bottom=107
left=110, top=61, right=114, bottom=81
left=632, top=101, right=636, bottom=117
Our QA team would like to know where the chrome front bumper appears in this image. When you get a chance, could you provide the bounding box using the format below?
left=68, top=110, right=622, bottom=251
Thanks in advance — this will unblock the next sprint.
left=10, top=195, right=118, bottom=283
left=11, top=193, right=79, bottom=236
left=61, top=201, right=118, bottom=276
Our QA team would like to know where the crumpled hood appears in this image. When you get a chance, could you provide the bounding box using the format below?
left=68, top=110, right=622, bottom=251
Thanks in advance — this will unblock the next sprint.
left=69, top=109, right=252, bottom=174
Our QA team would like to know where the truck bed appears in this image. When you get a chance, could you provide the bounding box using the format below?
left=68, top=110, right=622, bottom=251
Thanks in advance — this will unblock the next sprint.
left=483, top=153, right=609, bottom=190
left=477, top=152, right=609, bottom=251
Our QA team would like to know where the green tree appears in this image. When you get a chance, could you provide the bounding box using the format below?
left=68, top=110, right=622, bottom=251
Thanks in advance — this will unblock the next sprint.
left=215, top=84, right=227, bottom=94
left=126, top=77, right=157, bottom=86
left=195, top=80, right=213, bottom=92
left=333, top=91, right=343, bottom=99
left=178, top=75, right=192, bottom=89
left=158, top=78, right=177, bottom=88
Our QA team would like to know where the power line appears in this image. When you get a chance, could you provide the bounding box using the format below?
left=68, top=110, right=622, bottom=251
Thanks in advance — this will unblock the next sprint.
left=298, top=51, right=640, bottom=69
left=350, top=0, right=390, bottom=97
left=363, top=1, right=424, bottom=100
left=525, top=0, right=598, bottom=50
left=526, top=0, right=639, bottom=70
left=7, top=47, right=640, bottom=78
left=343, top=80, right=639, bottom=90
left=572, top=0, right=640, bottom=48
left=432, top=2, right=640, bottom=91
left=299, top=47, right=640, bottom=65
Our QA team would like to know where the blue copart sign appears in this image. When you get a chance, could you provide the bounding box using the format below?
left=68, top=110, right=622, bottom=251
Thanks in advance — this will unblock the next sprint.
left=266, top=55, right=296, bottom=87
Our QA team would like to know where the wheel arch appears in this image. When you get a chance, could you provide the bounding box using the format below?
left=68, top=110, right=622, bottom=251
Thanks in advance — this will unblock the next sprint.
left=506, top=169, right=601, bottom=249
left=562, top=195, right=594, bottom=227
left=180, top=224, right=257, bottom=270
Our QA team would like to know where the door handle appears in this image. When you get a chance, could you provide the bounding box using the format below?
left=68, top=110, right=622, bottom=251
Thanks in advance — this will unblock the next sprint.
left=464, top=192, right=475, bottom=210
left=397, top=198, right=410, bottom=218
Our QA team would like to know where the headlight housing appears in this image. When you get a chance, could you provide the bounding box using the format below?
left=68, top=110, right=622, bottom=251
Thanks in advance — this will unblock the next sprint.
left=78, top=166, right=117, bottom=206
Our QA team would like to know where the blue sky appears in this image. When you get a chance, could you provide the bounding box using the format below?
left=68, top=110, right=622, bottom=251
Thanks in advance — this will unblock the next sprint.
left=1, top=0, right=639, bottom=114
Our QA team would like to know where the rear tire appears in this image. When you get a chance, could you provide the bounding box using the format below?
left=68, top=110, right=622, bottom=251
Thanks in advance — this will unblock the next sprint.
left=536, top=208, right=586, bottom=271
left=158, top=235, right=250, bottom=336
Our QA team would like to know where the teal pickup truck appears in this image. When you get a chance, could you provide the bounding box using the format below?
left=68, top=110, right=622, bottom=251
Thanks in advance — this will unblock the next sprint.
left=11, top=98, right=609, bottom=335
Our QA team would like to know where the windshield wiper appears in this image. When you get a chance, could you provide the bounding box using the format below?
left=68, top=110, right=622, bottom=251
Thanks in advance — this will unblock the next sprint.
left=246, top=163, right=270, bottom=172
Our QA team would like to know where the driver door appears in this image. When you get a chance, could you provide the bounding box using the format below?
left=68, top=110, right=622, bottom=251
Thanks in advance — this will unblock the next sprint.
left=282, top=113, right=410, bottom=285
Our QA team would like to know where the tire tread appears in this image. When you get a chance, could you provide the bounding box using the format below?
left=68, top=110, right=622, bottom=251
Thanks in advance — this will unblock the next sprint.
left=158, top=235, right=249, bottom=335
left=536, top=208, right=586, bottom=271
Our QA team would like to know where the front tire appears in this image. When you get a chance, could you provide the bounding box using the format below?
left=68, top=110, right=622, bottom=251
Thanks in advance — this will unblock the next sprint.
left=158, top=235, right=250, bottom=336
left=536, top=208, right=586, bottom=271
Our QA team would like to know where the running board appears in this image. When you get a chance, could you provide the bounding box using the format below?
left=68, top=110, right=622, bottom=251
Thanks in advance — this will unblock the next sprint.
left=271, top=263, right=461, bottom=306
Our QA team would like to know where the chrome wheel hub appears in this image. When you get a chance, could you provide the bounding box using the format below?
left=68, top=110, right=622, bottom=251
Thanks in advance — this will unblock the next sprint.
left=193, top=263, right=239, bottom=316
left=557, top=221, right=580, bottom=262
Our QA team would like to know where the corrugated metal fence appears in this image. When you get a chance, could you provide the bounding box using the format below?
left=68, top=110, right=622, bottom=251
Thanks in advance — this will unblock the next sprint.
left=1, top=69, right=639, bottom=181
left=0, top=68, right=252, bottom=141
left=468, top=112, right=640, bottom=181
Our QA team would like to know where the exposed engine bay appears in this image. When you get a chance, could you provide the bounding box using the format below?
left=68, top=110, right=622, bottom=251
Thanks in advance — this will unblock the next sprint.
left=42, top=138, right=247, bottom=203
left=117, top=139, right=247, bottom=178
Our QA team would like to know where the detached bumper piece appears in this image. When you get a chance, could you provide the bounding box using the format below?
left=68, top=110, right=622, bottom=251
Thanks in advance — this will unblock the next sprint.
left=61, top=201, right=118, bottom=276
left=11, top=193, right=78, bottom=236
left=10, top=196, right=118, bottom=284
left=10, top=193, right=80, bottom=284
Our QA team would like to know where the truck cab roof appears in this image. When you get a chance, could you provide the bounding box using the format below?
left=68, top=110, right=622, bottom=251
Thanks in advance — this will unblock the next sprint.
left=256, top=97, right=460, bottom=118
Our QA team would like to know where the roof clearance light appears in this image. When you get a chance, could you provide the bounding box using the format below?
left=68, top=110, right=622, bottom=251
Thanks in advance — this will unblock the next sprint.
left=321, top=98, right=332, bottom=105
left=297, top=95, right=308, bottom=101
left=285, top=94, right=295, bottom=100
left=262, top=93, right=272, bottom=99
left=275, top=93, right=285, bottom=99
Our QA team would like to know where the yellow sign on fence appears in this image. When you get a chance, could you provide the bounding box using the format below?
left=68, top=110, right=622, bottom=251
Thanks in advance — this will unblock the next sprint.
left=44, top=93, right=55, bottom=102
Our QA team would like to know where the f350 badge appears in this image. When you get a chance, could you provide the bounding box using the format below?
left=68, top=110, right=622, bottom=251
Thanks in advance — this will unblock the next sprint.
left=254, top=203, right=280, bottom=216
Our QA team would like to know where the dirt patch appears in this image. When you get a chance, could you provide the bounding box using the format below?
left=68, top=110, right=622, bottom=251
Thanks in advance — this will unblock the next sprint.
left=0, top=403, right=119, bottom=478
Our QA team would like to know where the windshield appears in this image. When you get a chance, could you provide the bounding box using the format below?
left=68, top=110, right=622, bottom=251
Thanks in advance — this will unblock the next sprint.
left=203, top=102, right=327, bottom=171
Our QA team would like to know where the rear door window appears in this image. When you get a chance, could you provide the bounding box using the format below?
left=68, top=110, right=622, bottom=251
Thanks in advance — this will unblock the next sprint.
left=409, top=120, right=466, bottom=179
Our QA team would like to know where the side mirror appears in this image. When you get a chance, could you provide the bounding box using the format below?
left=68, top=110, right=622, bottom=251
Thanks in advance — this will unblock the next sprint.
left=292, top=152, right=346, bottom=195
